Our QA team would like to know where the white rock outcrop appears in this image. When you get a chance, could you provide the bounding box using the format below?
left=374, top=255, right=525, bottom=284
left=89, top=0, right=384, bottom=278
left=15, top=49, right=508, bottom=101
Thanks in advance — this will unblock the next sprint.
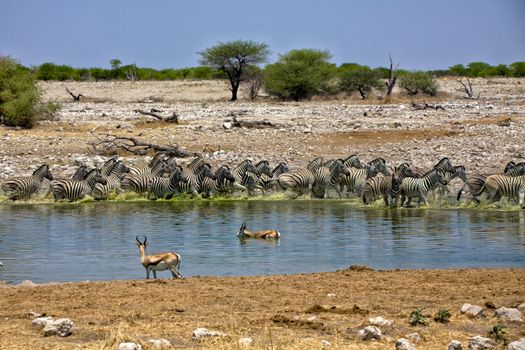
left=396, top=338, right=416, bottom=350
left=117, top=342, right=142, bottom=350
left=368, top=316, right=393, bottom=326
left=468, top=335, right=496, bottom=350
left=448, top=340, right=463, bottom=350
left=147, top=338, right=171, bottom=348
left=42, top=318, right=73, bottom=337
left=494, top=307, right=523, bottom=322
left=357, top=326, right=382, bottom=341
left=461, top=304, right=486, bottom=318
left=192, top=327, right=227, bottom=340
left=507, top=338, right=525, bottom=350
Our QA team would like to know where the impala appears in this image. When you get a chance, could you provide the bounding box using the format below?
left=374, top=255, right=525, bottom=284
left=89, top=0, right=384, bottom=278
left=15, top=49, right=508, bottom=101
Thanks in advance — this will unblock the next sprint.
left=236, top=221, right=281, bottom=240
left=135, top=236, right=182, bottom=279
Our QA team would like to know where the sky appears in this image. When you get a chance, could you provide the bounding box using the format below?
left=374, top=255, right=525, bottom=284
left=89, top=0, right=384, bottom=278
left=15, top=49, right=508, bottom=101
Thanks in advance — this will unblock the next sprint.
left=1, top=0, right=524, bottom=70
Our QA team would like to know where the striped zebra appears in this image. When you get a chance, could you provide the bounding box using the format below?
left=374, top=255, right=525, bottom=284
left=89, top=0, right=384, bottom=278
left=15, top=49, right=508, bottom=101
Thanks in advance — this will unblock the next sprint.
left=480, top=174, right=525, bottom=206
left=1, top=164, right=54, bottom=200
left=342, top=154, right=366, bottom=169
left=99, top=156, right=119, bottom=177
left=311, top=159, right=350, bottom=199
left=307, top=157, right=324, bottom=171
left=339, top=158, right=390, bottom=197
left=178, top=162, right=215, bottom=196
left=362, top=163, right=415, bottom=206
left=148, top=166, right=189, bottom=200
left=236, top=160, right=272, bottom=195
left=200, top=165, right=238, bottom=198
left=259, top=162, right=289, bottom=192
left=412, top=157, right=455, bottom=178
left=223, top=159, right=258, bottom=194
left=128, top=152, right=166, bottom=176
left=277, top=168, right=316, bottom=196
left=71, top=164, right=91, bottom=180
left=434, top=165, right=468, bottom=200
left=121, top=160, right=170, bottom=194
left=51, top=168, right=107, bottom=202
left=457, top=162, right=525, bottom=203
left=92, top=161, right=131, bottom=200
left=399, top=168, right=447, bottom=207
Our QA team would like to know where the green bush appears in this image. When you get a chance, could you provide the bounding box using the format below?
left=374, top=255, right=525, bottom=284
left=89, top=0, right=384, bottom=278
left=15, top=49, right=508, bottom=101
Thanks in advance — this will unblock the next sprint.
left=0, top=56, right=59, bottom=128
left=399, top=71, right=438, bottom=96
left=488, top=324, right=507, bottom=344
left=264, top=49, right=336, bottom=100
left=510, top=62, right=525, bottom=77
left=409, top=307, right=429, bottom=326
left=433, top=309, right=451, bottom=323
left=338, top=64, right=384, bottom=98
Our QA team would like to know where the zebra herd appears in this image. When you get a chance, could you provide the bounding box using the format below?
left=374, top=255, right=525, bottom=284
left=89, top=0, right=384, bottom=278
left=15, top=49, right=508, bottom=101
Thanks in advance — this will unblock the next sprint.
left=1, top=153, right=525, bottom=208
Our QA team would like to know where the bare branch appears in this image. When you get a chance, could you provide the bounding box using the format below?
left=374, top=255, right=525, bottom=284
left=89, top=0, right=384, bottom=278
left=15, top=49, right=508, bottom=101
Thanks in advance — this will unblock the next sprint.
left=386, top=55, right=399, bottom=96
left=65, top=87, right=83, bottom=101
left=134, top=109, right=179, bottom=124
left=456, top=78, right=478, bottom=99
left=89, top=135, right=196, bottom=157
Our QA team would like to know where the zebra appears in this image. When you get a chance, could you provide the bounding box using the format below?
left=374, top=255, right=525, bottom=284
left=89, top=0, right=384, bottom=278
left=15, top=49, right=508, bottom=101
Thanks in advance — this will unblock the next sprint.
left=236, top=160, right=272, bottom=195
left=178, top=162, right=215, bottom=196
left=457, top=162, right=525, bottom=203
left=121, top=160, right=170, bottom=194
left=311, top=159, right=350, bottom=199
left=224, top=159, right=258, bottom=194
left=362, top=163, right=415, bottom=206
left=412, top=157, right=455, bottom=178
left=92, top=161, right=131, bottom=200
left=51, top=168, right=107, bottom=202
left=306, top=156, right=324, bottom=171
left=342, top=154, right=366, bottom=169
left=99, top=156, right=119, bottom=177
left=71, top=164, right=91, bottom=181
left=1, top=164, right=54, bottom=200
left=128, top=152, right=165, bottom=176
left=277, top=168, right=316, bottom=196
left=480, top=174, right=525, bottom=206
left=148, top=166, right=189, bottom=200
left=433, top=165, right=468, bottom=200
left=258, top=162, right=290, bottom=192
left=339, top=158, right=390, bottom=197
left=399, top=168, right=447, bottom=207
left=200, top=165, right=238, bottom=197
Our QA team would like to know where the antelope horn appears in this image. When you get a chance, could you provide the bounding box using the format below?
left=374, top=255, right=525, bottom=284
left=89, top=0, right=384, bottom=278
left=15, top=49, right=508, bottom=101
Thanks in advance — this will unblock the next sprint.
left=136, top=235, right=142, bottom=244
left=143, top=235, right=147, bottom=244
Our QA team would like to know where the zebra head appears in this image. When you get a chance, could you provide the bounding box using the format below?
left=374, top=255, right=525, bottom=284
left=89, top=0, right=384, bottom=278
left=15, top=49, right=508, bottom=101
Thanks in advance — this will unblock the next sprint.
left=397, top=163, right=415, bottom=178
left=453, top=165, right=468, bottom=183
left=343, top=154, right=365, bottom=169
left=273, top=162, right=289, bottom=176
left=34, top=164, right=54, bottom=181
left=307, top=157, right=324, bottom=171
left=329, top=159, right=350, bottom=177
left=369, top=158, right=390, bottom=176
left=434, top=157, right=454, bottom=172
left=504, top=161, right=516, bottom=174
left=255, top=160, right=272, bottom=177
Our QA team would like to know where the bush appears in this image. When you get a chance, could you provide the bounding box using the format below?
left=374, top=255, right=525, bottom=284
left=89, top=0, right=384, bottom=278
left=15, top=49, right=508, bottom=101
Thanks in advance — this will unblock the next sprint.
left=0, top=56, right=59, bottom=128
left=338, top=64, right=384, bottom=98
left=399, top=71, right=438, bottom=96
left=433, top=309, right=451, bottom=323
left=488, top=324, right=507, bottom=344
left=409, top=307, right=429, bottom=326
left=264, top=49, right=336, bottom=101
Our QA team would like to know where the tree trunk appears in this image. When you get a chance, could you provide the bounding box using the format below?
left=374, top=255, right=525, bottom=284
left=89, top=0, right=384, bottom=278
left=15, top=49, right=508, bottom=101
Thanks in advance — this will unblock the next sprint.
left=230, top=81, right=239, bottom=101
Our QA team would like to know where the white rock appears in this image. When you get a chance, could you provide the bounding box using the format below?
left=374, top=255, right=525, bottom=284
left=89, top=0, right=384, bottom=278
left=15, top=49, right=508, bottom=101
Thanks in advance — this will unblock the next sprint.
left=320, top=339, right=331, bottom=347
left=238, top=337, right=254, bottom=346
left=357, top=326, right=382, bottom=341
left=222, top=122, right=232, bottom=129
left=192, top=327, right=227, bottom=340
left=32, top=316, right=54, bottom=328
left=396, top=338, right=416, bottom=350
left=326, top=293, right=336, bottom=298
left=518, top=303, right=525, bottom=311
left=147, top=338, right=171, bottom=348
left=42, top=318, right=73, bottom=337
left=468, top=335, right=496, bottom=350
left=448, top=340, right=463, bottom=350
left=407, top=332, right=421, bottom=343
left=117, top=342, right=142, bottom=350
left=460, top=303, right=486, bottom=318
left=368, top=316, right=393, bottom=326
left=507, top=338, right=525, bottom=350
left=494, top=307, right=523, bottom=322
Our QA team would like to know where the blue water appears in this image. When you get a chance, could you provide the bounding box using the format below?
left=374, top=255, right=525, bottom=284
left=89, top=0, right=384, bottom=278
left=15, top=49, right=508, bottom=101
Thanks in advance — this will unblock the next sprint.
left=0, top=201, right=524, bottom=284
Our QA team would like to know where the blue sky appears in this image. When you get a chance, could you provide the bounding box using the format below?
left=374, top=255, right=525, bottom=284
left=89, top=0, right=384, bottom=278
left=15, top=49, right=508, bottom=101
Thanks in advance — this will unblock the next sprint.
left=1, top=0, right=523, bottom=70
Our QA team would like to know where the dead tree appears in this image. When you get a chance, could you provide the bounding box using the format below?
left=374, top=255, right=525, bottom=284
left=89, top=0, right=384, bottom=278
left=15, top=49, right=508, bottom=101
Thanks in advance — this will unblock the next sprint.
left=134, top=109, right=179, bottom=123
left=457, top=78, right=479, bottom=99
left=65, top=87, right=83, bottom=101
left=385, top=55, right=399, bottom=96
left=89, top=135, right=194, bottom=157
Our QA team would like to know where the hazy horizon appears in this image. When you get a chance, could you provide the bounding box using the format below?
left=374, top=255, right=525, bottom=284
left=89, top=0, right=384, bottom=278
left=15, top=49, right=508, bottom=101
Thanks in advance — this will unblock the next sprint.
left=1, top=0, right=524, bottom=71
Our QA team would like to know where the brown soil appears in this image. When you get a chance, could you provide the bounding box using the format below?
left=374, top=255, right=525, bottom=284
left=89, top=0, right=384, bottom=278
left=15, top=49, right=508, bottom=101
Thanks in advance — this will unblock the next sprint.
left=0, top=268, right=523, bottom=349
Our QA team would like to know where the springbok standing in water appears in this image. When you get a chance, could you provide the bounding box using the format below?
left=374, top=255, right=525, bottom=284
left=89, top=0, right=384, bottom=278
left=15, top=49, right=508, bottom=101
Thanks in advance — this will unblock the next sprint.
left=236, top=221, right=281, bottom=240
left=135, top=236, right=182, bottom=279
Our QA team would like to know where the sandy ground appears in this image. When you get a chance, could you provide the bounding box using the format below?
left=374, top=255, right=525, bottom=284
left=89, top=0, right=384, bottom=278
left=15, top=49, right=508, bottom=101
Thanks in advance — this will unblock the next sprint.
left=0, top=268, right=524, bottom=349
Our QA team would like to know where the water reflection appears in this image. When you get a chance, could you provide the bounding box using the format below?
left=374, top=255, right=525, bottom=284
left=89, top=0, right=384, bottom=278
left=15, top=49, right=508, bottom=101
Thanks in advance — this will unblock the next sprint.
left=0, top=201, right=524, bottom=284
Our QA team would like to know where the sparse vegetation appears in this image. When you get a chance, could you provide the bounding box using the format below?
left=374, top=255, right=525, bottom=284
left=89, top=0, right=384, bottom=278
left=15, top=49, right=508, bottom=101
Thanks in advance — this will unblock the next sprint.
left=338, top=63, right=384, bottom=99
left=400, top=71, right=438, bottom=96
left=433, top=309, right=452, bottom=323
left=488, top=324, right=507, bottom=344
left=409, top=307, right=429, bottom=326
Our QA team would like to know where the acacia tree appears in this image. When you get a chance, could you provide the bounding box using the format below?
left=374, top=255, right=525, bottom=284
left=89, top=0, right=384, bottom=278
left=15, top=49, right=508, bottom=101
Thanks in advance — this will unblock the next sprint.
left=198, top=40, right=270, bottom=101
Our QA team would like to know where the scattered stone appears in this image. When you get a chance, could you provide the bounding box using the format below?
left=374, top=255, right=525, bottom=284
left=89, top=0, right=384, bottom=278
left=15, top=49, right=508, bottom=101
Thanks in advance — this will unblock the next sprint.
left=468, top=335, right=496, bottom=350
left=507, top=338, right=525, bottom=350
left=303, top=127, right=312, bottom=133
left=147, top=338, right=171, bottom=348
left=42, top=318, right=73, bottom=337
left=192, top=327, right=227, bottom=340
left=368, top=316, right=393, bottom=326
left=31, top=316, right=54, bottom=328
left=460, top=303, right=486, bottom=318
left=222, top=122, right=232, bottom=130
left=396, top=338, right=416, bottom=350
left=485, top=301, right=496, bottom=309
left=320, top=339, right=331, bottom=347
left=357, top=326, right=382, bottom=341
left=448, top=340, right=463, bottom=350
left=494, top=307, right=523, bottom=322
left=518, top=303, right=525, bottom=311
left=238, top=337, right=254, bottom=346
left=117, top=342, right=142, bottom=350
left=326, top=293, right=336, bottom=298
left=407, top=332, right=421, bottom=343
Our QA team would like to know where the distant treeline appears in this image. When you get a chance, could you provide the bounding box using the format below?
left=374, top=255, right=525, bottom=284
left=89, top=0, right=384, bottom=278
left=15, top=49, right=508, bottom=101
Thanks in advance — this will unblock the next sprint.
left=22, top=60, right=525, bottom=81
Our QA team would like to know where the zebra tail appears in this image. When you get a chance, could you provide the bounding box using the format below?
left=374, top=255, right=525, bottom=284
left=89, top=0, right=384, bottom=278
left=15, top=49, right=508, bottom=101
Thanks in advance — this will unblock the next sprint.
left=456, top=182, right=467, bottom=201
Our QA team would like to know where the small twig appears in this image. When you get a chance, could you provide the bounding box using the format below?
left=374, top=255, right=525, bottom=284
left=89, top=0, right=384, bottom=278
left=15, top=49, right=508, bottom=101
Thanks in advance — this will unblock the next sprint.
left=65, top=87, right=83, bottom=101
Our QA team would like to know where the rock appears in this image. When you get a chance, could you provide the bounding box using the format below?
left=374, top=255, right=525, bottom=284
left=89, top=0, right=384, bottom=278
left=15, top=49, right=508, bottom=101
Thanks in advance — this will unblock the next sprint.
left=32, top=316, right=54, bottom=328
left=147, top=338, right=171, bottom=348
left=407, top=332, right=421, bottom=343
left=461, top=303, right=486, bottom=318
left=320, top=339, right=331, bottom=347
left=396, top=338, right=416, bottom=350
left=494, top=307, right=523, bottom=322
left=448, top=340, right=463, bottom=350
left=368, top=316, right=393, bottom=326
left=42, top=318, right=73, bottom=337
left=507, top=338, right=525, bottom=350
left=192, top=327, right=227, bottom=340
left=238, top=337, right=254, bottom=346
left=117, top=343, right=142, bottom=350
left=518, top=303, right=525, bottom=311
left=468, top=336, right=496, bottom=350
left=326, top=293, right=336, bottom=298
left=357, top=326, right=382, bottom=341
left=222, top=122, right=232, bottom=130
left=303, top=127, right=312, bottom=133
